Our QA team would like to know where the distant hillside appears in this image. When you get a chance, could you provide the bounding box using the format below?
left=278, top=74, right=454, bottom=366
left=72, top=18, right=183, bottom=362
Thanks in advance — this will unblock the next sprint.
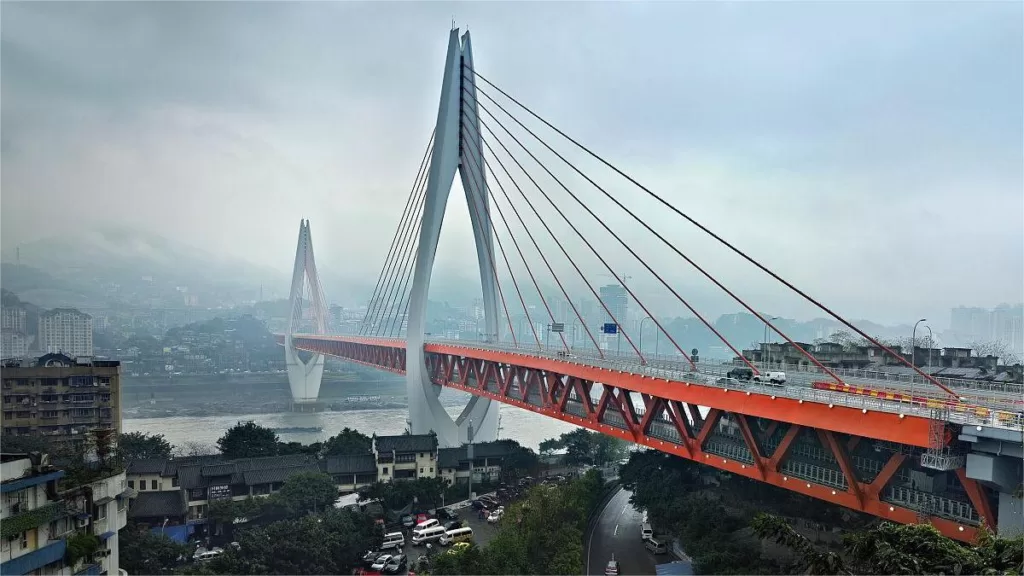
left=1, top=225, right=287, bottom=309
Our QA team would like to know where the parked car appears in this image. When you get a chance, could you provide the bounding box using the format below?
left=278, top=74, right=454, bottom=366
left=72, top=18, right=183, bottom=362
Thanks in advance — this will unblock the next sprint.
left=383, top=554, right=407, bottom=574
left=436, top=508, right=458, bottom=521
left=470, top=499, right=488, bottom=510
left=400, top=514, right=416, bottom=528
left=486, top=508, right=504, bottom=523
left=444, top=520, right=464, bottom=531
left=415, top=513, right=430, bottom=525
left=362, top=549, right=381, bottom=566
left=371, top=555, right=393, bottom=572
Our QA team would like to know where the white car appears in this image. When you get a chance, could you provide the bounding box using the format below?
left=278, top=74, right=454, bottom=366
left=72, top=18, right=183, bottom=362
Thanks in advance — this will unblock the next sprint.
left=487, top=507, right=505, bottom=523
left=371, top=554, right=392, bottom=571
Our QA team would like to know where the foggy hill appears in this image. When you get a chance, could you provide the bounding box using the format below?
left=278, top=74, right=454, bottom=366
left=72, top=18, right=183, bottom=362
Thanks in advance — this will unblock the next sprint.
left=1, top=225, right=287, bottom=309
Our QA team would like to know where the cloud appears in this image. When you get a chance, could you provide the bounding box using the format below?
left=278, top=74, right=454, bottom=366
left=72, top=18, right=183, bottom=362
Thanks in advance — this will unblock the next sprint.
left=1, top=1, right=1020, bottom=327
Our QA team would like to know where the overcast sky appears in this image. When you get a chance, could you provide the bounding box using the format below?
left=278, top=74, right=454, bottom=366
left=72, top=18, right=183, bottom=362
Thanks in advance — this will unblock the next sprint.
left=2, top=1, right=1021, bottom=327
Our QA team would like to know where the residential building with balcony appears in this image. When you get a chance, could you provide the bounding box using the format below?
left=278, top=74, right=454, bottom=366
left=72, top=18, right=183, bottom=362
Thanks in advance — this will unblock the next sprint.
left=1, top=452, right=129, bottom=576
left=1, top=354, right=120, bottom=446
left=372, top=434, right=438, bottom=481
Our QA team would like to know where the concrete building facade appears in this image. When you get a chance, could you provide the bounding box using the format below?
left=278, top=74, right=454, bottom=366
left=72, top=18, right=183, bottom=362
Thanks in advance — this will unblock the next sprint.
left=1, top=354, right=121, bottom=445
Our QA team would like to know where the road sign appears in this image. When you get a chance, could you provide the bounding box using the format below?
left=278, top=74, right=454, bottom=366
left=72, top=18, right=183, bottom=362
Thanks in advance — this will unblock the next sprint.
left=550, top=323, right=565, bottom=333
left=602, top=323, right=618, bottom=334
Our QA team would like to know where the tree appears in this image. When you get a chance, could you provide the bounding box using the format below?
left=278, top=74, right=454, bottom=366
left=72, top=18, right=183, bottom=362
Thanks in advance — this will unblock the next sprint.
left=968, top=340, right=1022, bottom=366
left=753, top=514, right=1024, bottom=575
left=119, top=525, right=190, bottom=575
left=323, top=427, right=372, bottom=456
left=538, top=438, right=561, bottom=457
left=119, top=432, right=173, bottom=461
left=216, top=421, right=279, bottom=459
left=174, top=440, right=216, bottom=457
left=274, top=471, right=339, bottom=516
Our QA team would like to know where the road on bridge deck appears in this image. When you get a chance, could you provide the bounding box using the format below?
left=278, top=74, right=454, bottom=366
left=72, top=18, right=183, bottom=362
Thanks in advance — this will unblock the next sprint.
left=586, top=487, right=658, bottom=576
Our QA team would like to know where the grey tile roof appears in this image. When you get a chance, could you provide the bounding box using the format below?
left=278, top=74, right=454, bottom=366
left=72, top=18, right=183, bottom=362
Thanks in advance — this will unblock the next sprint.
left=177, top=465, right=205, bottom=490
left=126, top=458, right=166, bottom=475
left=242, top=463, right=321, bottom=486
left=375, top=434, right=437, bottom=454
left=128, top=491, right=187, bottom=519
left=200, top=463, right=237, bottom=477
left=437, top=448, right=467, bottom=469
left=162, top=455, right=223, bottom=477
left=322, top=454, right=376, bottom=475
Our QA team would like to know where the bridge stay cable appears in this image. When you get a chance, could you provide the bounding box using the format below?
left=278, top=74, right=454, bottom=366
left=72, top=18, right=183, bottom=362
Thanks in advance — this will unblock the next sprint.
left=469, top=110, right=642, bottom=362
left=456, top=124, right=540, bottom=349
left=369, top=155, right=432, bottom=336
left=362, top=133, right=435, bottom=335
left=459, top=122, right=565, bottom=351
left=468, top=87, right=749, bottom=373
left=367, top=172, right=428, bottom=336
left=377, top=196, right=428, bottom=337
left=470, top=81, right=848, bottom=381
left=468, top=68, right=957, bottom=398
left=460, top=117, right=603, bottom=354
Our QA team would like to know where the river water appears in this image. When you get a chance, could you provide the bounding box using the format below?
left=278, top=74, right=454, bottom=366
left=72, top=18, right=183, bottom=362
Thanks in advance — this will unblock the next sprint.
left=124, top=397, right=579, bottom=452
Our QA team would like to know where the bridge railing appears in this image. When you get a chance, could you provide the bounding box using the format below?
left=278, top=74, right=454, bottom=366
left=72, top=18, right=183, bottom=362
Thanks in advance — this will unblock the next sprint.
left=420, top=337, right=1023, bottom=432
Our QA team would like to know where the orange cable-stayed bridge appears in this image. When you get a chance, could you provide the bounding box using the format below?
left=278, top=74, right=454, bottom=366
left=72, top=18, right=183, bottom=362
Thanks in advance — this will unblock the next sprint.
left=274, top=28, right=1024, bottom=542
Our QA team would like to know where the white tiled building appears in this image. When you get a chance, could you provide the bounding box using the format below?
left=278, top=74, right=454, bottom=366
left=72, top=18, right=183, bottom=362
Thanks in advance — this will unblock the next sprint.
left=39, top=309, right=93, bottom=358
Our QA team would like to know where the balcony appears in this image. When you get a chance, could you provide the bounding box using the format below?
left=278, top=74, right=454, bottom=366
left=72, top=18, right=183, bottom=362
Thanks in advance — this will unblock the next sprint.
left=0, top=539, right=67, bottom=575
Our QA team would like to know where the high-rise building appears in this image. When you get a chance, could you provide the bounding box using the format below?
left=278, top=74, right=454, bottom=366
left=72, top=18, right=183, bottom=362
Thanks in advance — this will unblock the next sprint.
left=2, top=306, right=27, bottom=332
left=38, top=309, right=93, bottom=358
left=1, top=353, right=121, bottom=446
left=599, top=284, right=628, bottom=327
left=950, top=304, right=1024, bottom=358
left=1, top=332, right=28, bottom=359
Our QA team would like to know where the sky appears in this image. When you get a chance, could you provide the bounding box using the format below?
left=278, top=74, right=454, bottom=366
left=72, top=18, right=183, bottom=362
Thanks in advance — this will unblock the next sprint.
left=1, top=1, right=1021, bottom=328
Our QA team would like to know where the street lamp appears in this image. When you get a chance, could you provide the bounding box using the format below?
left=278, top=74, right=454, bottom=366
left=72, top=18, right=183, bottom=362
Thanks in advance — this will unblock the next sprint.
left=639, top=316, right=653, bottom=356
left=912, top=318, right=927, bottom=398
left=912, top=319, right=927, bottom=369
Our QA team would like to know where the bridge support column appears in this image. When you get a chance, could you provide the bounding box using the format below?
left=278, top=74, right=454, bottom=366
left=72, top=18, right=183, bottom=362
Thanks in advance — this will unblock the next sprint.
left=404, top=27, right=500, bottom=447
left=284, top=219, right=328, bottom=404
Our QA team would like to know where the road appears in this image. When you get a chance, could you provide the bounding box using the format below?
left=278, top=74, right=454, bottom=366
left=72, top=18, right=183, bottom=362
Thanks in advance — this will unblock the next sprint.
left=586, top=488, right=657, bottom=576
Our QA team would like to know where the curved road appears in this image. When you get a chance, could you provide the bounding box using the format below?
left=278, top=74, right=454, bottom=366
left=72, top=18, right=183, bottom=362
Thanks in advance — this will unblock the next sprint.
left=586, top=488, right=656, bottom=576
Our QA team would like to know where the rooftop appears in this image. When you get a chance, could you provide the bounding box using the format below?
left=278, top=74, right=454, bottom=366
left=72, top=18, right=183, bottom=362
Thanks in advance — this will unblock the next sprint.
left=128, top=490, right=187, bottom=519
left=375, top=434, right=437, bottom=454
left=322, top=454, right=376, bottom=475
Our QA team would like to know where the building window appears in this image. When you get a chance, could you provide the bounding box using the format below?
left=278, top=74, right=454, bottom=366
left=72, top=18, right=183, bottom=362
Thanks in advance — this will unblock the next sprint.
left=127, top=480, right=134, bottom=489
left=429, top=467, right=434, bottom=473
left=139, top=482, right=146, bottom=491
left=172, top=477, right=179, bottom=487
left=420, top=468, right=424, bottom=474
left=382, top=467, right=388, bottom=475
left=419, top=453, right=424, bottom=458
left=151, top=479, right=157, bottom=490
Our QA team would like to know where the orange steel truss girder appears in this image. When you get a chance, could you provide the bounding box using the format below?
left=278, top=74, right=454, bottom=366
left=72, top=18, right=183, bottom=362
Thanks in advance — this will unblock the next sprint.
left=282, top=337, right=984, bottom=542
left=422, top=343, right=934, bottom=447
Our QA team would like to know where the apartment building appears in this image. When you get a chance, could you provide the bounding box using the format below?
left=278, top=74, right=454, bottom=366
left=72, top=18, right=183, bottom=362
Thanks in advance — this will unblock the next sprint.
left=437, top=440, right=518, bottom=485
left=1, top=452, right=129, bottom=576
left=1, top=354, right=121, bottom=445
left=38, top=309, right=93, bottom=359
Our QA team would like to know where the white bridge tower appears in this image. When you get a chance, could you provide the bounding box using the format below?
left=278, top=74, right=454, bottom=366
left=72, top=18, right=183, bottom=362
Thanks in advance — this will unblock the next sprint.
left=405, top=28, right=500, bottom=447
left=285, top=219, right=328, bottom=406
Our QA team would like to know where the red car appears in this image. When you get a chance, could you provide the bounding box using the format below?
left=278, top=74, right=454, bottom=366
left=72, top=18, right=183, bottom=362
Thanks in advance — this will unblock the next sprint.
left=415, top=513, right=429, bottom=525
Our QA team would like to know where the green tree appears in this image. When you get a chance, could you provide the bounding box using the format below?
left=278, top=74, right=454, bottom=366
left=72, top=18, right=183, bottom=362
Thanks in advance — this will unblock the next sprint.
left=119, top=525, right=190, bottom=575
left=751, top=513, right=846, bottom=574
left=275, top=471, right=339, bottom=515
left=118, top=431, right=173, bottom=460
left=216, top=421, right=279, bottom=459
left=323, top=427, right=372, bottom=456
left=538, top=437, right=561, bottom=456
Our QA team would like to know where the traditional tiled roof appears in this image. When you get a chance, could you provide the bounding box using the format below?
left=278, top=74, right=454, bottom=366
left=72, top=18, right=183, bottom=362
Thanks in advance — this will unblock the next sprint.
left=175, top=454, right=319, bottom=490
left=437, top=448, right=467, bottom=469
left=322, top=454, right=376, bottom=475
left=126, top=459, right=166, bottom=475
left=375, top=434, right=437, bottom=454
left=200, top=463, right=237, bottom=477
left=241, top=463, right=321, bottom=486
left=128, top=491, right=187, bottom=519
left=162, top=455, right=223, bottom=477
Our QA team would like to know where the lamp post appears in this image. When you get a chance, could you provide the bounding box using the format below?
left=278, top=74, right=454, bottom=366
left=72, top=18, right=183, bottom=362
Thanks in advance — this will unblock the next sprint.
left=639, top=316, right=653, bottom=357
left=912, top=318, right=926, bottom=399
